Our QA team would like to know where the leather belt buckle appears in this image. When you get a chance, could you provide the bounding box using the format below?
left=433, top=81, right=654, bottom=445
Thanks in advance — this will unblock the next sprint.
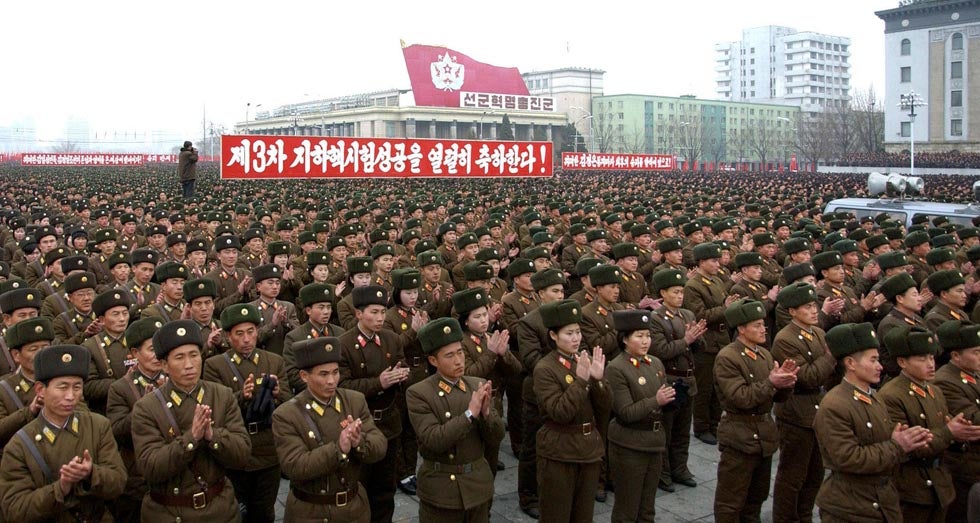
left=192, top=491, right=207, bottom=510
left=248, top=422, right=259, bottom=434
left=412, top=357, right=421, bottom=367
left=373, top=409, right=383, bottom=421
left=653, top=421, right=662, bottom=431
left=335, top=490, right=348, bottom=507
left=582, top=422, right=592, bottom=436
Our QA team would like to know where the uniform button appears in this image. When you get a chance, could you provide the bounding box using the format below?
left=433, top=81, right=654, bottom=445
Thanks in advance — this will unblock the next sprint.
left=448, top=454, right=454, bottom=460
left=320, top=489, right=327, bottom=494
left=927, top=480, right=933, bottom=486
left=445, top=412, right=451, bottom=418
left=749, top=373, right=754, bottom=378
left=873, top=502, right=880, bottom=509
left=752, top=434, right=759, bottom=440
left=919, top=413, right=926, bottom=419
left=186, top=443, right=194, bottom=451
left=450, top=474, right=456, bottom=481
left=173, top=487, right=180, bottom=495
left=197, top=476, right=203, bottom=482
left=212, top=443, right=220, bottom=449
left=814, top=405, right=819, bottom=410
left=175, top=518, right=182, bottom=523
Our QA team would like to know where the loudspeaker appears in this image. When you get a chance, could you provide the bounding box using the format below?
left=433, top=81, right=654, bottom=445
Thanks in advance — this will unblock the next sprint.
left=867, top=172, right=889, bottom=196
left=868, top=172, right=922, bottom=197
left=905, top=176, right=924, bottom=195
left=973, top=180, right=980, bottom=202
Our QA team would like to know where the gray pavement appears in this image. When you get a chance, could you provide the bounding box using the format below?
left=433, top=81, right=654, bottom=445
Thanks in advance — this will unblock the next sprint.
left=274, top=429, right=781, bottom=522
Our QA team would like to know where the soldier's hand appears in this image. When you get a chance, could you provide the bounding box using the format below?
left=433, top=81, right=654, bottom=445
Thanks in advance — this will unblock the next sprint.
left=917, top=288, right=934, bottom=308
left=863, top=261, right=881, bottom=281
left=766, top=285, right=780, bottom=302
left=684, top=320, right=708, bottom=344
left=191, top=404, right=211, bottom=441
left=822, top=297, right=845, bottom=317
left=339, top=416, right=355, bottom=453
left=242, top=373, right=255, bottom=400
left=730, top=272, right=743, bottom=284
left=651, top=250, right=663, bottom=264
left=588, top=346, right=605, bottom=381
left=947, top=412, right=980, bottom=442
left=410, top=311, right=428, bottom=332
left=84, top=319, right=103, bottom=337
left=78, top=449, right=93, bottom=478
left=269, top=374, right=281, bottom=398
left=656, top=384, right=676, bottom=406
left=237, top=276, right=253, bottom=295
left=860, top=291, right=886, bottom=311
left=29, top=393, right=42, bottom=416
left=961, top=261, right=975, bottom=277
left=335, top=281, right=346, bottom=296
left=488, top=330, right=509, bottom=356
left=574, top=351, right=592, bottom=382
left=379, top=366, right=407, bottom=389
left=892, top=423, right=933, bottom=452
left=687, top=268, right=699, bottom=281
left=466, top=385, right=485, bottom=419
left=508, top=247, right=521, bottom=258
left=181, top=304, right=192, bottom=319
left=724, top=294, right=740, bottom=306
left=273, top=305, right=287, bottom=326
left=480, top=381, right=493, bottom=418
left=283, top=266, right=294, bottom=281
left=638, top=296, right=658, bottom=310
left=207, top=329, right=223, bottom=348
left=768, top=360, right=798, bottom=389
left=488, top=303, right=503, bottom=324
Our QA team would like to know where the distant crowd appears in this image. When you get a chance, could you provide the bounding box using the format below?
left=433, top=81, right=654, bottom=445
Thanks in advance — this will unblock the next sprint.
left=840, top=151, right=980, bottom=169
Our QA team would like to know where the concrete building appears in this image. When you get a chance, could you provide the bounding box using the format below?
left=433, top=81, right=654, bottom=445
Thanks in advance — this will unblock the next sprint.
left=715, top=25, right=852, bottom=115
left=592, top=94, right=800, bottom=168
left=523, top=67, right=605, bottom=149
left=876, top=0, right=980, bottom=153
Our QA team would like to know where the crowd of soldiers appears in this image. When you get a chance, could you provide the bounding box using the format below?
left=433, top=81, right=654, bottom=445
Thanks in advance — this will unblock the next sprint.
left=2, top=162, right=980, bottom=522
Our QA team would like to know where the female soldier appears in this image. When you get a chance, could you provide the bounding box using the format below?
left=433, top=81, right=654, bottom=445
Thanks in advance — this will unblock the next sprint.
left=533, top=298, right=611, bottom=523
left=607, top=309, right=675, bottom=522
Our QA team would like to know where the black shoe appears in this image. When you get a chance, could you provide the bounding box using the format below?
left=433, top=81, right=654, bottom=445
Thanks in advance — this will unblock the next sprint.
left=658, top=480, right=676, bottom=493
left=595, top=489, right=607, bottom=503
left=695, top=432, right=718, bottom=445
left=497, top=461, right=506, bottom=471
left=673, top=476, right=697, bottom=487
left=520, top=505, right=540, bottom=519
left=397, top=476, right=417, bottom=496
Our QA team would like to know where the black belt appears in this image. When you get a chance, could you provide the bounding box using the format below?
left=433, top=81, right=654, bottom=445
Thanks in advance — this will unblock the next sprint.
left=426, top=459, right=481, bottom=473
left=832, top=471, right=890, bottom=486
left=619, top=419, right=662, bottom=431
left=723, top=412, right=768, bottom=422
left=907, top=458, right=940, bottom=469
left=246, top=420, right=272, bottom=434
left=292, top=484, right=358, bottom=506
left=544, top=420, right=594, bottom=435
left=150, top=481, right=224, bottom=510
left=712, top=323, right=728, bottom=331
left=793, top=387, right=822, bottom=395
left=665, top=368, right=694, bottom=378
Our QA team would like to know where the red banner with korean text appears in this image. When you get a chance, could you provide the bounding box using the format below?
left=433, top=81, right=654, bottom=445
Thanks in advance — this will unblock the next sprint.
left=220, top=135, right=553, bottom=179
left=561, top=152, right=675, bottom=171
left=19, top=153, right=184, bottom=166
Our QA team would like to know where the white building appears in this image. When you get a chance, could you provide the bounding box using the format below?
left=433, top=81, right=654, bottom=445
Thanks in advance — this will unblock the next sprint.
left=522, top=67, right=605, bottom=149
left=715, top=25, right=852, bottom=115
left=876, top=0, right=980, bottom=153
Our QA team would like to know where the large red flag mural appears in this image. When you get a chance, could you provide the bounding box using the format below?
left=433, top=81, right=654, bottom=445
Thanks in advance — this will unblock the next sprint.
left=402, top=43, right=530, bottom=108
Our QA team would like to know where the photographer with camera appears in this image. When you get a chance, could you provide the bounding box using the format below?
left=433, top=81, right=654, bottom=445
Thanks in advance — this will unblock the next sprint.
left=178, top=140, right=198, bottom=199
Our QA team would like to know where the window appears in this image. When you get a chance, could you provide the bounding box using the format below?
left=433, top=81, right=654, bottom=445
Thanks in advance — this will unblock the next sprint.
left=750, top=58, right=755, bottom=64
left=900, top=38, right=910, bottom=56
left=952, top=90, right=963, bottom=107
left=952, top=119, right=963, bottom=136
left=952, top=33, right=963, bottom=51
left=542, top=79, right=548, bottom=88
left=901, top=122, right=911, bottom=137
left=901, top=66, right=911, bottom=83
left=951, top=61, right=963, bottom=79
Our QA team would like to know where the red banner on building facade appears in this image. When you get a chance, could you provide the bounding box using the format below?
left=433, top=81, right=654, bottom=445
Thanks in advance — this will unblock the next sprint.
left=19, top=153, right=182, bottom=166
left=402, top=44, right=529, bottom=108
left=220, top=135, right=552, bottom=179
left=561, top=152, right=675, bottom=171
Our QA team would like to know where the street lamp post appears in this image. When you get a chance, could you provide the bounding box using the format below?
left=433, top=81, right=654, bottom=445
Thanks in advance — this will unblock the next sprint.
left=868, top=100, right=876, bottom=153
left=569, top=106, right=593, bottom=152
left=899, top=91, right=925, bottom=178
left=572, top=115, right=593, bottom=153
left=479, top=111, right=496, bottom=140
left=245, top=102, right=262, bottom=134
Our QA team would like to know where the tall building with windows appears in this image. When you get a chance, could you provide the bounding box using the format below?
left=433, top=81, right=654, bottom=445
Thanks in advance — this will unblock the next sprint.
left=876, top=0, right=979, bottom=153
left=715, top=25, right=852, bottom=115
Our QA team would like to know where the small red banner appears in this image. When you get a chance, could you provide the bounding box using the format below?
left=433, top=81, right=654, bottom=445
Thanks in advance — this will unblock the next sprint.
left=220, top=135, right=553, bottom=179
left=561, top=152, right=675, bottom=171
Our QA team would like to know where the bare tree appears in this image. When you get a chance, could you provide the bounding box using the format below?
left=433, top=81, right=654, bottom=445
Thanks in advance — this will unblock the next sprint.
left=744, top=120, right=779, bottom=170
left=851, top=86, right=885, bottom=154
left=592, top=116, right=615, bottom=153
left=51, top=141, right=80, bottom=153
left=797, top=113, right=834, bottom=167
left=704, top=124, right=727, bottom=168
left=670, top=118, right=705, bottom=168
left=617, top=126, right=646, bottom=154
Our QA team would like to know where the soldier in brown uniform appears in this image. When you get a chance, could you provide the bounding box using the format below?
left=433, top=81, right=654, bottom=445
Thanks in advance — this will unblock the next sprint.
left=770, top=282, right=836, bottom=522
left=611, top=242, right=654, bottom=309
left=338, top=285, right=409, bottom=523
left=142, top=261, right=188, bottom=324
left=500, top=258, right=539, bottom=463
left=569, top=257, right=602, bottom=307
left=813, top=250, right=883, bottom=330
left=272, top=336, right=388, bottom=523
left=183, top=278, right=225, bottom=362
left=417, top=250, right=453, bottom=320
left=533, top=299, right=611, bottom=523
left=125, top=249, right=161, bottom=320
left=453, top=287, right=521, bottom=474
left=934, top=321, right=980, bottom=522
left=684, top=243, right=739, bottom=445
left=81, top=290, right=133, bottom=415
left=248, top=264, right=300, bottom=356
left=923, top=270, right=972, bottom=333
left=336, top=256, right=374, bottom=330
left=581, top=264, right=627, bottom=361
left=648, top=269, right=706, bottom=492
left=203, top=303, right=292, bottom=523
left=406, top=317, right=504, bottom=523
left=0, top=344, right=127, bottom=522
left=106, top=317, right=165, bottom=523
left=815, top=322, right=932, bottom=521
left=878, top=273, right=929, bottom=379
left=383, top=268, right=429, bottom=496
left=0, top=317, right=53, bottom=446
left=284, top=283, right=343, bottom=394
left=561, top=223, right=592, bottom=294
left=52, top=272, right=100, bottom=346
left=713, top=299, right=798, bottom=522
left=131, top=319, right=252, bottom=522
left=878, top=326, right=980, bottom=522
left=606, top=309, right=675, bottom=522
left=205, top=236, right=254, bottom=314
left=0, top=286, right=44, bottom=378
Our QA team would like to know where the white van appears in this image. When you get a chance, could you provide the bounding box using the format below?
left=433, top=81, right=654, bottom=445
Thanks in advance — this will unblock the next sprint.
left=823, top=197, right=980, bottom=228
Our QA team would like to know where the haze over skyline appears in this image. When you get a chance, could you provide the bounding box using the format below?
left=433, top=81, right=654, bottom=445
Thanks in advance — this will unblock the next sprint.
left=1, top=0, right=896, bottom=151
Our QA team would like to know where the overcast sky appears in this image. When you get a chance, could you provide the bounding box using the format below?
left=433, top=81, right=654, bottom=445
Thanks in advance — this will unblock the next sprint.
left=1, top=0, right=897, bottom=148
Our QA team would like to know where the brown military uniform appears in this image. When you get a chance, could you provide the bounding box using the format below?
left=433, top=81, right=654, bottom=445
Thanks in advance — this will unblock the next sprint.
left=0, top=370, right=35, bottom=447
left=616, top=268, right=647, bottom=307
left=933, top=362, right=980, bottom=522
left=124, top=281, right=160, bottom=320
left=40, top=289, right=71, bottom=320
left=878, top=373, right=956, bottom=520
left=500, top=289, right=539, bottom=462
left=106, top=367, right=164, bottom=522
left=648, top=305, right=699, bottom=484
left=250, top=298, right=300, bottom=356
left=204, top=266, right=251, bottom=314
left=418, top=281, right=453, bottom=320
left=760, top=257, right=782, bottom=289
left=336, top=294, right=358, bottom=331
left=770, top=322, right=836, bottom=522
left=684, top=272, right=730, bottom=436
left=816, top=280, right=868, bottom=329
left=382, top=304, right=428, bottom=484
left=141, top=300, right=185, bottom=324
left=580, top=300, right=626, bottom=360
left=338, top=326, right=405, bottom=523
left=272, top=388, right=388, bottom=523
left=924, top=301, right=972, bottom=333
left=52, top=308, right=97, bottom=346
left=713, top=339, right=789, bottom=522
left=533, top=350, right=611, bottom=523
left=606, top=351, right=668, bottom=522
left=406, top=374, right=504, bottom=522
left=82, top=331, right=132, bottom=415
left=460, top=330, right=521, bottom=474
left=877, top=309, right=927, bottom=379
left=0, top=411, right=127, bottom=522
left=131, top=380, right=252, bottom=523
